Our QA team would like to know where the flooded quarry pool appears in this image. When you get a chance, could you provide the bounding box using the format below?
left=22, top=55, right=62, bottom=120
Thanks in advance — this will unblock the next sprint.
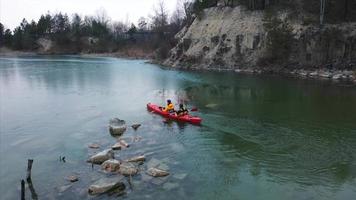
left=1, top=56, right=356, bottom=200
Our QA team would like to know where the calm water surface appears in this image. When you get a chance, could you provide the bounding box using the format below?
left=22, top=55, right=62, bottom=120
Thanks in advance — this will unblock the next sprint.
left=1, top=56, right=356, bottom=200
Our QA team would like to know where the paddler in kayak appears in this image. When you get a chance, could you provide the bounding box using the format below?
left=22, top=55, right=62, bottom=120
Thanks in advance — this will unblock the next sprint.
left=161, top=99, right=175, bottom=113
left=176, top=104, right=188, bottom=116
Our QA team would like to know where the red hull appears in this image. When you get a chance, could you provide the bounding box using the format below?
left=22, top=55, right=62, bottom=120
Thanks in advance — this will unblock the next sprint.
left=147, top=103, right=202, bottom=125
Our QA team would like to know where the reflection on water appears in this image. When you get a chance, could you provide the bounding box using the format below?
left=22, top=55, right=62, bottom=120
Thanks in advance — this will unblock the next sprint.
left=1, top=56, right=356, bottom=200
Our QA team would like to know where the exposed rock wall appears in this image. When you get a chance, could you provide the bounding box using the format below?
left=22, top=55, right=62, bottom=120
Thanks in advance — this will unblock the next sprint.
left=164, top=6, right=356, bottom=76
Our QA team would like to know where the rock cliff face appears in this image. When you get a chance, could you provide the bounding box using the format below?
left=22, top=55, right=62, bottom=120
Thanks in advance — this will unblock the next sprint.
left=164, top=6, right=356, bottom=77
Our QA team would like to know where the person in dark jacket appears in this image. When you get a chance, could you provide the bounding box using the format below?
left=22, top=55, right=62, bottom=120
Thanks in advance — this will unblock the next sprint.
left=176, top=104, right=188, bottom=116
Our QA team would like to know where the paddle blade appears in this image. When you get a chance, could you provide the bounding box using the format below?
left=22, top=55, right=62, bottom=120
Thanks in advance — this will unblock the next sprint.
left=191, top=107, right=198, bottom=112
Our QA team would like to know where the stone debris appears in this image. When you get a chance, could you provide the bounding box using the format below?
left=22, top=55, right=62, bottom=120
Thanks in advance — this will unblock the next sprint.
left=66, top=175, right=79, bottom=182
left=88, top=143, right=100, bottom=149
left=131, top=123, right=141, bottom=130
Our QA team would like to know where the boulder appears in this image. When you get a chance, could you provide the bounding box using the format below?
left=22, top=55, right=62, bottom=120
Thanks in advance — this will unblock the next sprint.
left=109, top=118, right=127, bottom=136
left=87, top=149, right=114, bottom=164
left=332, top=74, right=343, bottom=80
left=147, top=168, right=169, bottom=177
left=131, top=123, right=141, bottom=130
left=111, top=143, right=122, bottom=150
left=309, top=71, right=318, bottom=77
left=101, top=159, right=121, bottom=173
left=66, top=175, right=79, bottom=182
left=118, top=162, right=138, bottom=176
left=88, top=143, right=100, bottom=149
left=319, top=71, right=332, bottom=79
left=126, top=155, right=145, bottom=163
left=119, top=139, right=130, bottom=148
left=88, top=177, right=125, bottom=195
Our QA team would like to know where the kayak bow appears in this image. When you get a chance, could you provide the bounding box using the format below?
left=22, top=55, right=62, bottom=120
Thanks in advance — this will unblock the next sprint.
left=147, top=103, right=202, bottom=125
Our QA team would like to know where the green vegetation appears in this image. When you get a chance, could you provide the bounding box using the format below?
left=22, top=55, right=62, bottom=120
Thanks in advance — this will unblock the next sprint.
left=192, top=0, right=356, bottom=23
left=0, top=1, right=191, bottom=58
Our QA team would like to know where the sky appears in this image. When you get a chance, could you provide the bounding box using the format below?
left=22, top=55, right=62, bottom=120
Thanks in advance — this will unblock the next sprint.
left=0, top=0, right=181, bottom=30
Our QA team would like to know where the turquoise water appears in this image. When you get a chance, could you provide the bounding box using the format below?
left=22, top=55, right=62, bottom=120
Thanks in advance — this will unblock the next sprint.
left=0, top=56, right=356, bottom=199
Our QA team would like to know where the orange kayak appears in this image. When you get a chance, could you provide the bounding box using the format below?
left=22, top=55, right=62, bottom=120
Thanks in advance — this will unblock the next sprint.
left=147, top=103, right=202, bottom=125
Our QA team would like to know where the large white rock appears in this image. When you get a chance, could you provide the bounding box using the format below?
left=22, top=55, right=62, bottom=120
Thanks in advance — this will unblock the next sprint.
left=88, top=177, right=125, bottom=195
left=87, top=149, right=114, bottom=164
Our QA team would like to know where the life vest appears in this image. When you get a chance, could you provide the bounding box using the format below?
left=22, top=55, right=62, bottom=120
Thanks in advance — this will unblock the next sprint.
left=163, top=103, right=174, bottom=112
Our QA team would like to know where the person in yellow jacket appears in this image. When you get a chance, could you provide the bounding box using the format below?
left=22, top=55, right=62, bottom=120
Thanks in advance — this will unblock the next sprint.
left=162, top=99, right=175, bottom=113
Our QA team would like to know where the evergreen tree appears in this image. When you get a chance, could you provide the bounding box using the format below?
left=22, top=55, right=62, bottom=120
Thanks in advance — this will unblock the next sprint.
left=0, top=23, right=4, bottom=47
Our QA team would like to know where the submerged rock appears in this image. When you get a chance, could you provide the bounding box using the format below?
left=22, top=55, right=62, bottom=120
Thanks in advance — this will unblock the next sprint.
left=88, top=143, right=100, bottom=149
left=132, top=136, right=142, bottom=143
left=131, top=123, right=141, bottom=130
left=119, top=139, right=130, bottom=148
left=205, top=103, right=218, bottom=108
left=147, top=158, right=161, bottom=169
left=87, top=149, right=114, bottom=164
left=101, top=159, right=121, bottom=173
left=147, top=168, right=169, bottom=177
left=126, top=155, right=145, bottom=162
left=58, top=184, right=72, bottom=193
left=88, top=177, right=125, bottom=195
left=163, top=182, right=179, bottom=190
left=173, top=173, right=187, bottom=180
left=118, top=162, right=138, bottom=176
left=109, top=118, right=127, bottom=136
left=147, top=158, right=169, bottom=171
left=111, top=143, right=122, bottom=150
left=66, top=175, right=79, bottom=182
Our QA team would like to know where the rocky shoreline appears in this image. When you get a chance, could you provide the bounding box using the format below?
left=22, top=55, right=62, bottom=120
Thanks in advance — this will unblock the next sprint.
left=0, top=47, right=153, bottom=60
left=157, top=60, right=356, bottom=85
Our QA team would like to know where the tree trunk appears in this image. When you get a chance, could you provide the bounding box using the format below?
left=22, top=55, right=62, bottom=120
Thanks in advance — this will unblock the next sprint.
left=320, top=0, right=326, bottom=25
left=344, top=0, right=349, bottom=21
left=21, top=180, right=25, bottom=200
left=26, top=159, right=33, bottom=180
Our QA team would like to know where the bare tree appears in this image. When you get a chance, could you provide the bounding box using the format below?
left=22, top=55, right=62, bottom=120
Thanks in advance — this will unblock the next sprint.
left=112, top=21, right=128, bottom=39
left=95, top=8, right=110, bottom=25
left=170, top=0, right=185, bottom=27
left=150, top=0, right=169, bottom=32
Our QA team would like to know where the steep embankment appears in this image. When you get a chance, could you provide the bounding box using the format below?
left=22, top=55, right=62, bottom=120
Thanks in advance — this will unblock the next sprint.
left=164, top=6, right=356, bottom=82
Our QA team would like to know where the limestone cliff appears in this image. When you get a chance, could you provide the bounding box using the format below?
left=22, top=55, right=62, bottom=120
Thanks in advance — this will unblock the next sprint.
left=164, top=6, right=356, bottom=81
